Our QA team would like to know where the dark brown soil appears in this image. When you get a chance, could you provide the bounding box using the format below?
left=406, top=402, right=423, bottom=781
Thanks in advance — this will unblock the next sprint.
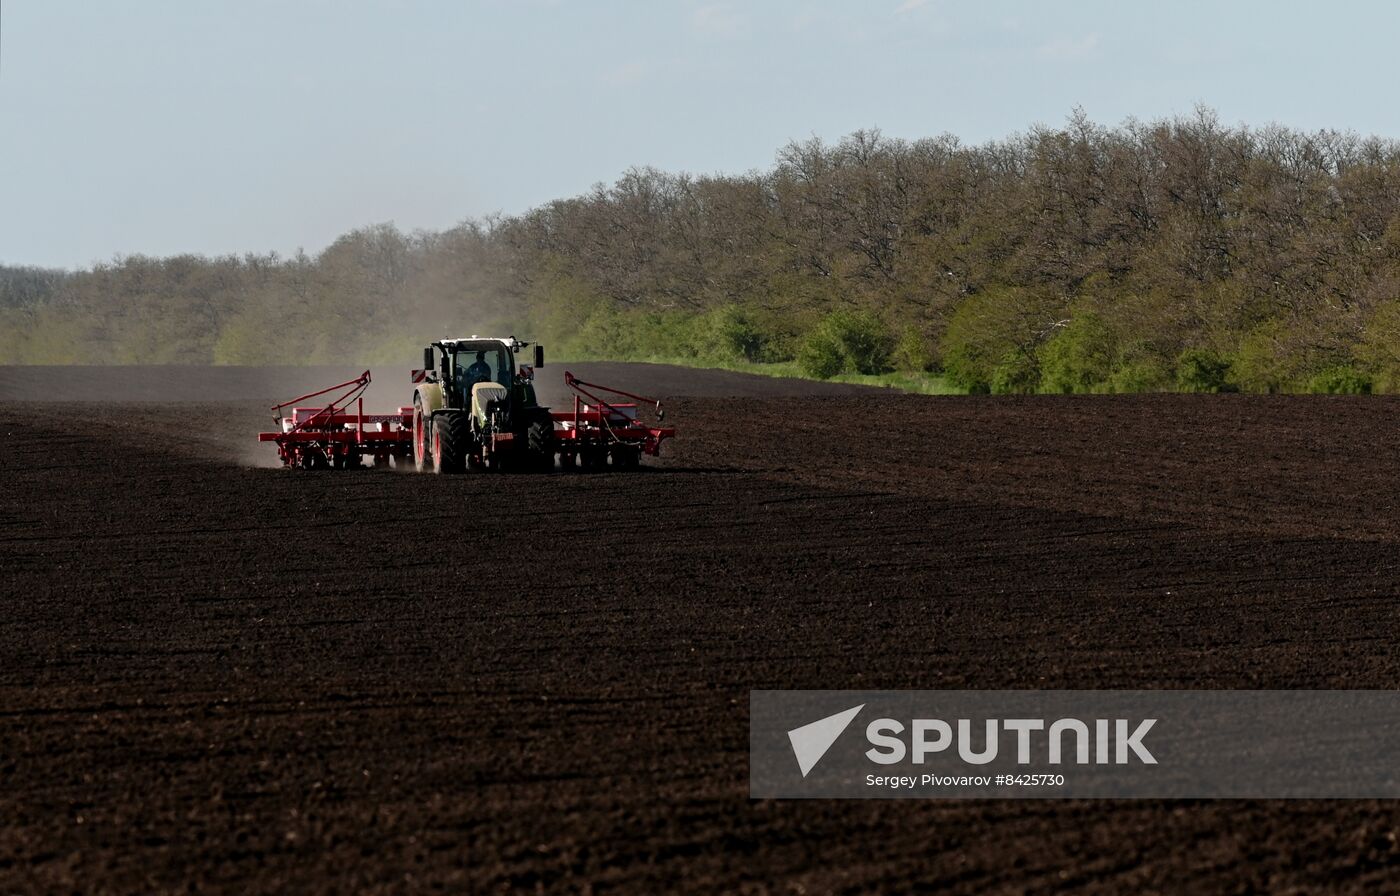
left=3, top=364, right=1400, bottom=893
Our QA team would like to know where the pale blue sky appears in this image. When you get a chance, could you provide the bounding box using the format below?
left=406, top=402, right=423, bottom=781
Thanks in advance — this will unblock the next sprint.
left=2, top=0, right=1395, bottom=268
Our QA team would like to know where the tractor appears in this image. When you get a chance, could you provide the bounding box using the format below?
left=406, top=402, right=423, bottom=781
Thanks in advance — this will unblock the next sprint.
left=412, top=336, right=554, bottom=473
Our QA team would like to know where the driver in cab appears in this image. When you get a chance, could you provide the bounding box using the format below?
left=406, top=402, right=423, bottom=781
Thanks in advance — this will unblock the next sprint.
left=463, top=351, right=493, bottom=388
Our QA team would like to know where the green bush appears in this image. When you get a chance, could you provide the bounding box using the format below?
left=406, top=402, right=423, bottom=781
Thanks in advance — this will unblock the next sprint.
left=558, top=307, right=701, bottom=361
left=891, top=325, right=934, bottom=373
left=1175, top=348, right=1234, bottom=393
left=693, top=304, right=765, bottom=362
left=796, top=328, right=845, bottom=378
left=1038, top=313, right=1113, bottom=393
left=656, top=312, right=706, bottom=359
left=827, top=309, right=892, bottom=374
left=754, top=328, right=798, bottom=364
left=1105, top=358, right=1171, bottom=393
left=1309, top=365, right=1372, bottom=394
left=941, top=286, right=1057, bottom=393
left=563, top=304, right=638, bottom=359
left=1232, top=321, right=1296, bottom=393
left=796, top=309, right=893, bottom=378
left=942, top=294, right=1009, bottom=391
left=1354, top=302, right=1400, bottom=392
left=941, top=343, right=989, bottom=392
left=990, top=349, right=1040, bottom=394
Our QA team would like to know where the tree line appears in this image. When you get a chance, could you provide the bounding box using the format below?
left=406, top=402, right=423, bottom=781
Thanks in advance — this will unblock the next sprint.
left=7, top=107, right=1400, bottom=393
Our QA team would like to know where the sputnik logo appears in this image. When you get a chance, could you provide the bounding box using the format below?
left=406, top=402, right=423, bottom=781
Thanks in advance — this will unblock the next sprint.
left=787, top=704, right=865, bottom=777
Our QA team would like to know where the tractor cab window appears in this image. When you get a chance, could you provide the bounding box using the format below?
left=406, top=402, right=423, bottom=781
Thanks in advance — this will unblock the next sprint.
left=453, top=344, right=513, bottom=394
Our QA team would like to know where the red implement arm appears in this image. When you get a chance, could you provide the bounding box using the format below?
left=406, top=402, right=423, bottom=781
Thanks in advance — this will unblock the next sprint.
left=563, top=370, right=664, bottom=422
left=272, top=370, right=373, bottom=436
left=560, top=370, right=675, bottom=456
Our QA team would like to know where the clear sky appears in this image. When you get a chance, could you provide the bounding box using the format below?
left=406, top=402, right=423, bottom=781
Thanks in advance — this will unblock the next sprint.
left=2, top=0, right=1397, bottom=269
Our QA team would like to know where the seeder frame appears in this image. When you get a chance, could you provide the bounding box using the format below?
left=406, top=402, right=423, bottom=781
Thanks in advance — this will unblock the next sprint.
left=258, top=371, right=413, bottom=469
left=552, top=371, right=675, bottom=468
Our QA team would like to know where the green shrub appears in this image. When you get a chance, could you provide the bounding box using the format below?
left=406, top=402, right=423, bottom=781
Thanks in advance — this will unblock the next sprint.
left=1232, top=321, right=1296, bottom=393
left=651, top=312, right=703, bottom=358
left=1175, top=348, right=1234, bottom=393
left=941, top=286, right=1058, bottom=393
left=826, top=309, right=892, bottom=374
left=1038, top=313, right=1113, bottom=393
left=693, top=304, right=765, bottom=362
left=559, top=307, right=700, bottom=361
left=942, top=294, right=1010, bottom=391
left=891, top=325, right=934, bottom=373
left=796, top=309, right=893, bottom=378
left=564, top=304, right=636, bottom=359
left=755, top=328, right=798, bottom=364
left=1309, top=365, right=1372, bottom=394
left=941, top=342, right=990, bottom=392
left=1105, top=358, right=1171, bottom=393
left=1355, top=302, right=1400, bottom=392
left=990, top=349, right=1040, bottom=394
left=797, top=328, right=846, bottom=378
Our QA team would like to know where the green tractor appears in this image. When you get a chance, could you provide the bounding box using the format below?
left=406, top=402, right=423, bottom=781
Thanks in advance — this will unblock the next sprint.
left=411, top=336, right=555, bottom=473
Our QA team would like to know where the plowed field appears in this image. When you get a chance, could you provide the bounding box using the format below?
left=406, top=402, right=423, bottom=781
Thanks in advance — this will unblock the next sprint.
left=3, top=364, right=1399, bottom=893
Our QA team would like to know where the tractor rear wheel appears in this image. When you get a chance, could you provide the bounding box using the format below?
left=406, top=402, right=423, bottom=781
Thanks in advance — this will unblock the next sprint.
left=431, top=412, right=469, bottom=474
left=413, top=397, right=429, bottom=472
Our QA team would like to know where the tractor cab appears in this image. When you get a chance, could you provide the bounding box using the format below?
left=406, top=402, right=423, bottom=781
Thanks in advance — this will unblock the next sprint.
left=451, top=342, right=512, bottom=396
left=426, top=337, right=545, bottom=417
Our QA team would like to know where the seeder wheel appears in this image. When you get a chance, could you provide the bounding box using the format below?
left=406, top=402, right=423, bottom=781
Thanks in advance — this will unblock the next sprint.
left=611, top=446, right=640, bottom=470
left=300, top=448, right=328, bottom=470
left=578, top=447, right=606, bottom=472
